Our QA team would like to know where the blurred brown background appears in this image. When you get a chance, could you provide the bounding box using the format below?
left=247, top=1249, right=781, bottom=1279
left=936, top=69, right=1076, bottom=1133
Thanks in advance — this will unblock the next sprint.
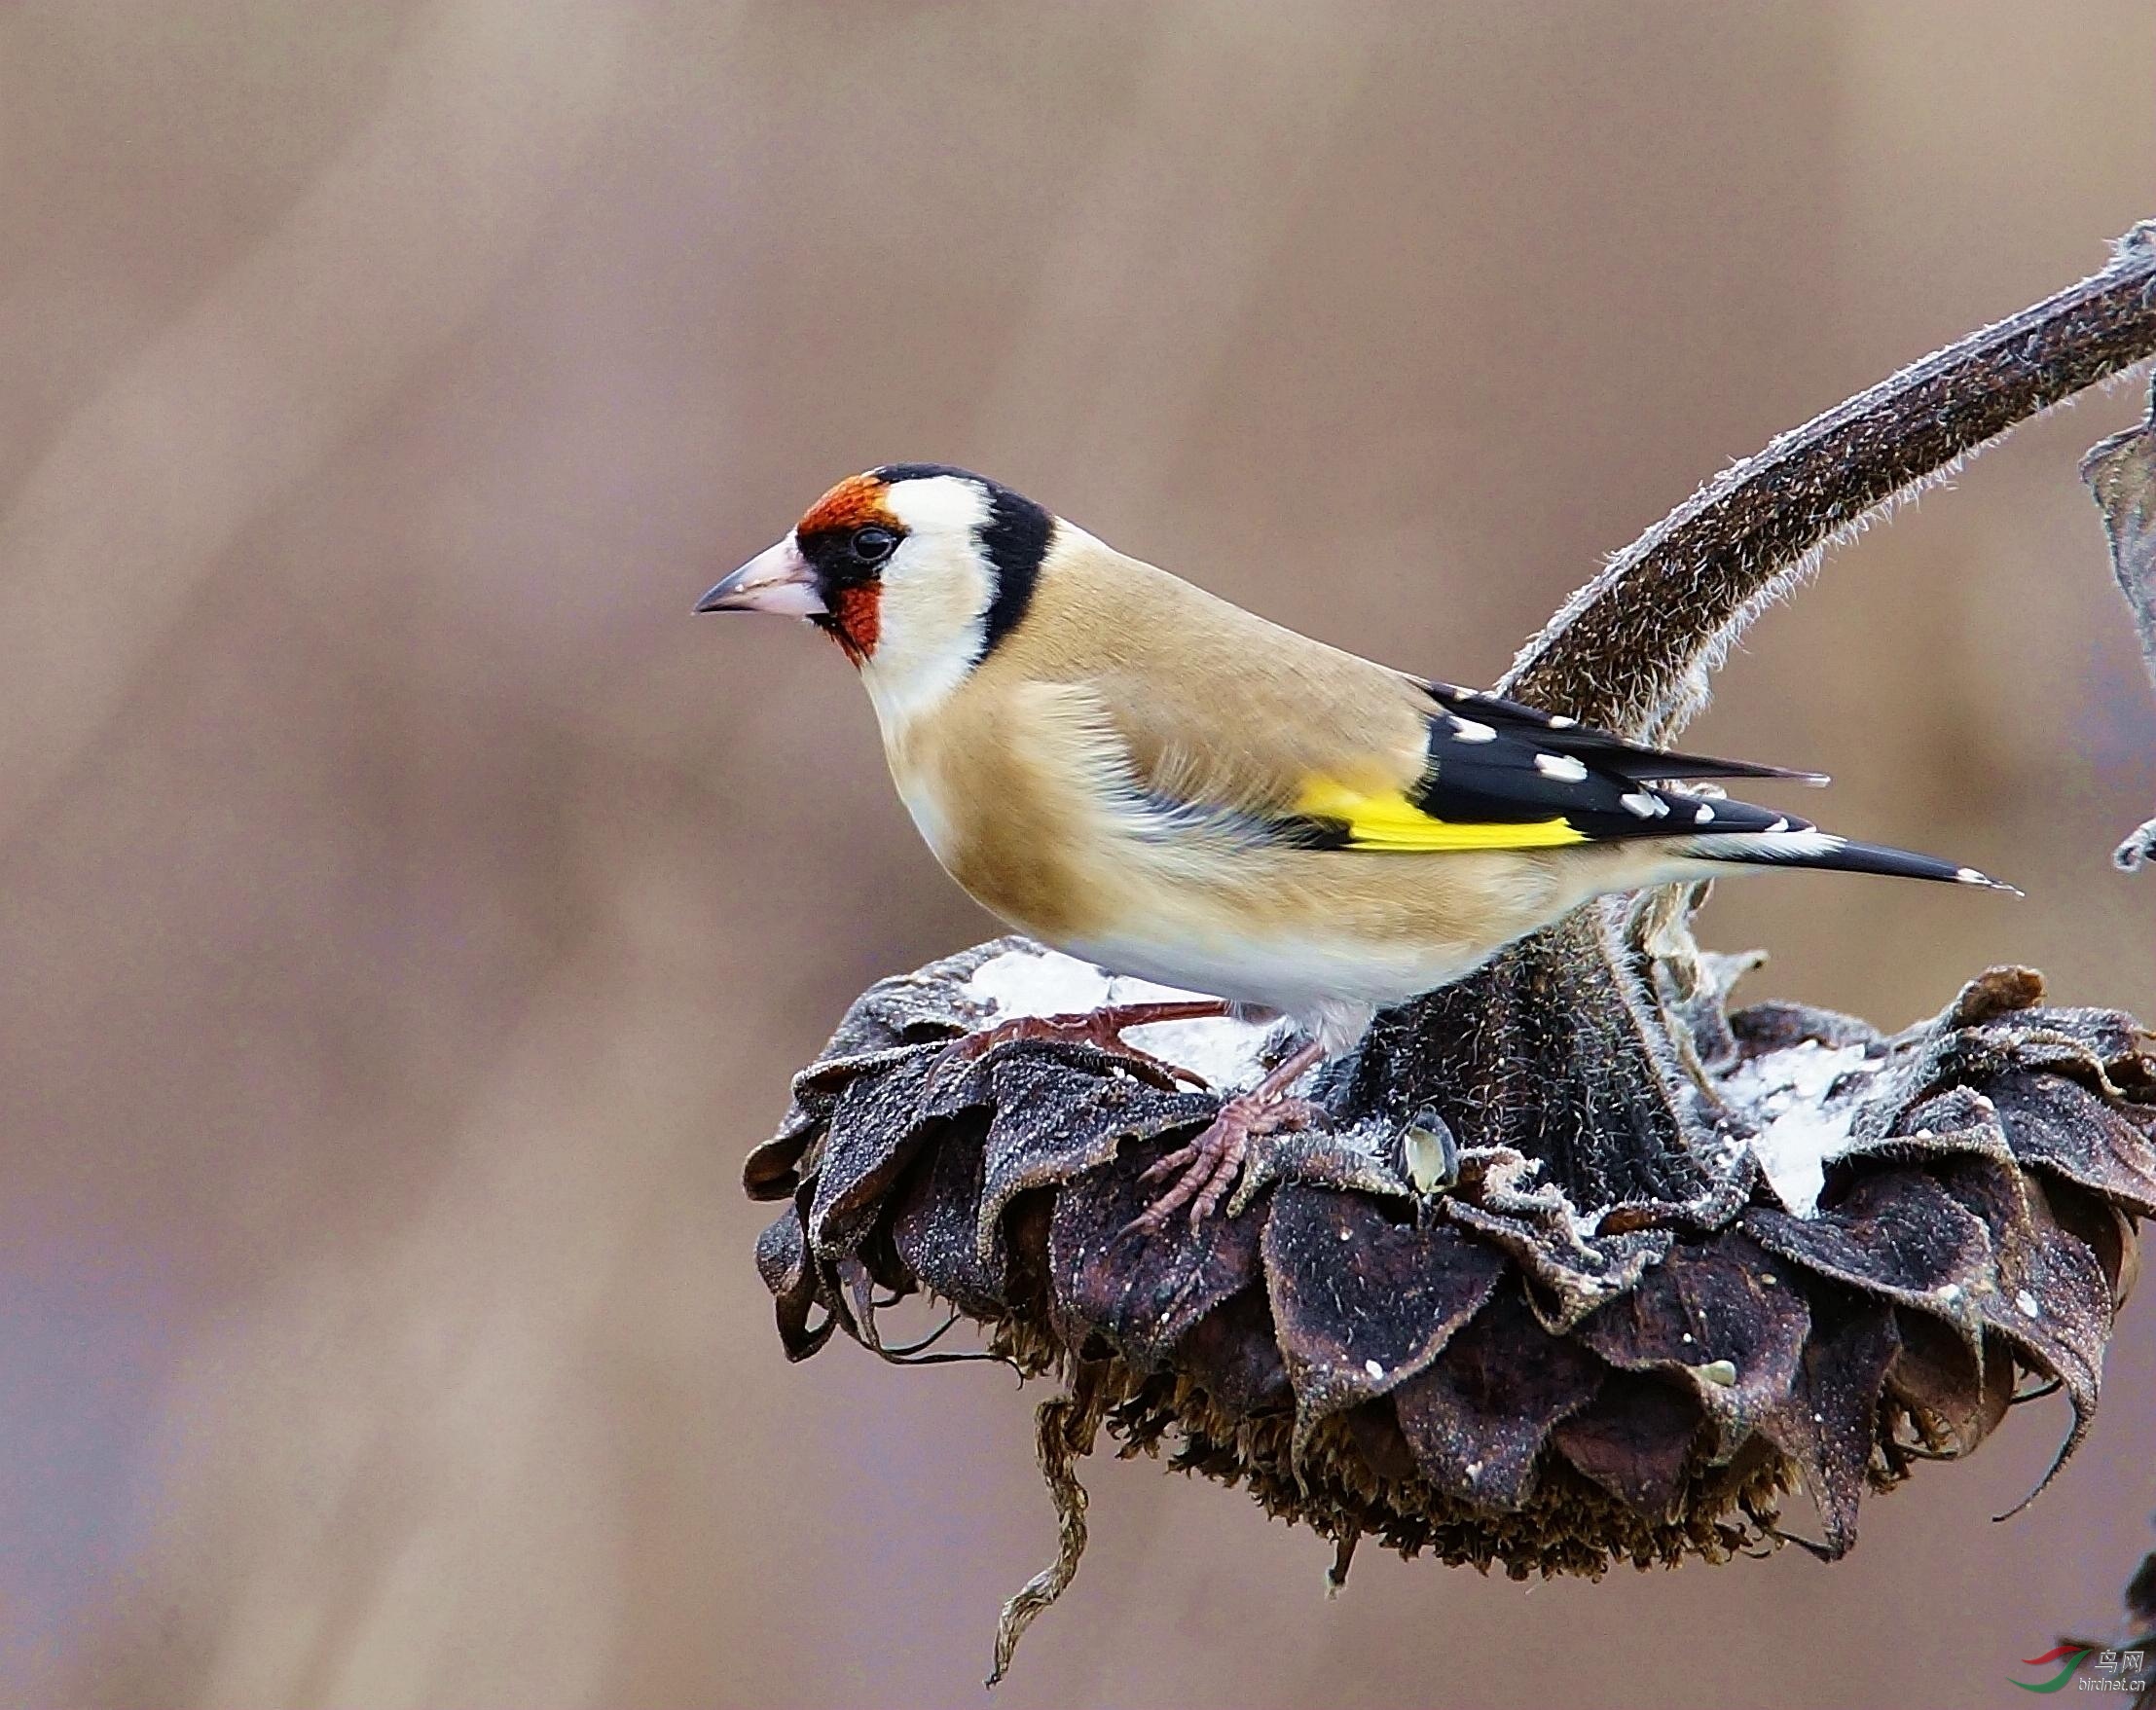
left=1, top=3, right=2151, bottom=1706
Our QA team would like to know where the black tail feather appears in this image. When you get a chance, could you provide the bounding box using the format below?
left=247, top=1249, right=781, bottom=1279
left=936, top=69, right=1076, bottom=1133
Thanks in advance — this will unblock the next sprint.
left=1687, top=830, right=2020, bottom=894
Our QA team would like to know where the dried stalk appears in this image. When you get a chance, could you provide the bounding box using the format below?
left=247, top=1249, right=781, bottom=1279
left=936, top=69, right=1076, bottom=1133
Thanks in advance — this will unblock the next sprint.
left=1507, top=221, right=2156, bottom=742
left=986, top=1370, right=1109, bottom=1689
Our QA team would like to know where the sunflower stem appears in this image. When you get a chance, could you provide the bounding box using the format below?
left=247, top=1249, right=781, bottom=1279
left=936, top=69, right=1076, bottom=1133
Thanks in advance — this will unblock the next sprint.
left=1504, top=221, right=2156, bottom=743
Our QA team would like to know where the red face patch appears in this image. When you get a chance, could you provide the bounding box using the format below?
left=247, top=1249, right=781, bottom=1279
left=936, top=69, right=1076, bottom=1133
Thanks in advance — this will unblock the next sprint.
left=796, top=472, right=898, bottom=540
left=826, top=582, right=881, bottom=664
left=793, top=472, right=901, bottom=666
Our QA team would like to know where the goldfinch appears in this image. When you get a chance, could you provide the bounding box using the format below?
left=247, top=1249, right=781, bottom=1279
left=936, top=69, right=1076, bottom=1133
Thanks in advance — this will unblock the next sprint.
left=699, top=465, right=2010, bottom=1228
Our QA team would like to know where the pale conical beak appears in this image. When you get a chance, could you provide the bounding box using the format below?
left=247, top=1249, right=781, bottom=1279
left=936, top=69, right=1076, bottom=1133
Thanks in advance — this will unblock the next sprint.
left=694, top=538, right=828, bottom=616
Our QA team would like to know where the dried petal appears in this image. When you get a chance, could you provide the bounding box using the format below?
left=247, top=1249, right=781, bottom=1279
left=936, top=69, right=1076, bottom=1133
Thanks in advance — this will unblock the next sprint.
left=743, top=1099, right=828, bottom=1203
left=1990, top=1071, right=2156, bottom=1218
left=1175, top=1289, right=1293, bottom=1416
left=806, top=1050, right=952, bottom=1259
left=2040, top=1177, right=2141, bottom=1307
left=1981, top=1009, right=2154, bottom=1086
left=1886, top=1311, right=2013, bottom=1456
left=1755, top=1303, right=1900, bottom=1556
left=756, top=1202, right=836, bottom=1362
left=1744, top=1171, right=1991, bottom=1353
left=1443, top=1144, right=1674, bottom=1326
left=1936, top=1157, right=2113, bottom=1506
left=1576, top=1230, right=1810, bottom=1455
left=1228, top=1123, right=1413, bottom=1209
left=1830, top=1086, right=2014, bottom=1180
left=1444, top=1197, right=1671, bottom=1330
left=974, top=1059, right=1211, bottom=1264
left=1047, top=1143, right=1264, bottom=1368
left=1549, top=1371, right=1700, bottom=1520
left=1945, top=965, right=2047, bottom=1027
left=1392, top=1289, right=1602, bottom=1508
left=1729, top=1001, right=1882, bottom=1057
left=1263, top=1185, right=1506, bottom=1449
left=891, top=1129, right=1010, bottom=1318
left=1592, top=1153, right=1765, bottom=1237
left=1341, top=1402, right=1420, bottom=1482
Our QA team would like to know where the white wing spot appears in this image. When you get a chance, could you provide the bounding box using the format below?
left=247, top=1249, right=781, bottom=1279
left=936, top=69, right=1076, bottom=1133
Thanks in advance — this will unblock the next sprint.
left=1955, top=866, right=1986, bottom=884
left=1546, top=714, right=1577, bottom=728
left=1364, top=1359, right=1385, bottom=1379
left=1534, top=752, right=1589, bottom=782
left=1695, top=802, right=1716, bottom=823
left=1619, top=791, right=1659, bottom=819
left=1450, top=717, right=1498, bottom=744
left=1765, top=818, right=1790, bottom=834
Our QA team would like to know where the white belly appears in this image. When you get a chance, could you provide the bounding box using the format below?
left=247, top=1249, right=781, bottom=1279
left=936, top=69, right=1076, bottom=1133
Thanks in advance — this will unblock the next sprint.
left=1061, top=923, right=1491, bottom=1054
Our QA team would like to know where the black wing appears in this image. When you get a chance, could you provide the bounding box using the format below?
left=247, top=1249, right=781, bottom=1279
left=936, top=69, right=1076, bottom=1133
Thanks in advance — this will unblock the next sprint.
left=1401, top=679, right=1823, bottom=844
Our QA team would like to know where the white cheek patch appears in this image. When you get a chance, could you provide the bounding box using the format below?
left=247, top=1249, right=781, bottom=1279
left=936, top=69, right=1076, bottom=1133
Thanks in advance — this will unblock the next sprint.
left=859, top=476, right=996, bottom=732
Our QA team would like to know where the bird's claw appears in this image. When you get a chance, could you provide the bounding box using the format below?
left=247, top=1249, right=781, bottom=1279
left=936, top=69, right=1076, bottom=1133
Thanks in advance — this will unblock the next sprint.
left=1126, top=1094, right=1321, bottom=1232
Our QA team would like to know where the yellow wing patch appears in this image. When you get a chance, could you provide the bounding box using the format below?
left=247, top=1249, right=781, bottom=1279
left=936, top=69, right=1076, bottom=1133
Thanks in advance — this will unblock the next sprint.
left=1295, top=778, right=1586, bottom=852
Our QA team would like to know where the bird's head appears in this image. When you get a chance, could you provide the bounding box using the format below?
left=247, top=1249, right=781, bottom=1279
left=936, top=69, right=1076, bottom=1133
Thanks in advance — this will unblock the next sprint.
left=699, top=464, right=1053, bottom=726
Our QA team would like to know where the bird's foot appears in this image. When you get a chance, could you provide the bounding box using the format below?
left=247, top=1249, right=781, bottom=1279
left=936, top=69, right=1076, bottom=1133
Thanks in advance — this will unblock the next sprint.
left=1126, top=1034, right=1333, bottom=1229
left=937, top=1000, right=1226, bottom=1093
left=1127, top=1090, right=1322, bottom=1231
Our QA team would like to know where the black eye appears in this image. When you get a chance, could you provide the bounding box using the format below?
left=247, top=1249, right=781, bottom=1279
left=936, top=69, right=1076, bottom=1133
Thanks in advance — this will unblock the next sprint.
left=850, top=526, right=898, bottom=565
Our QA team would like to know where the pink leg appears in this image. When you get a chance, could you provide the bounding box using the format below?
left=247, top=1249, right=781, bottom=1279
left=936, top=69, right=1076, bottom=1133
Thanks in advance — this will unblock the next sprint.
left=938, top=1000, right=1230, bottom=1092
left=1127, top=1037, right=1330, bottom=1231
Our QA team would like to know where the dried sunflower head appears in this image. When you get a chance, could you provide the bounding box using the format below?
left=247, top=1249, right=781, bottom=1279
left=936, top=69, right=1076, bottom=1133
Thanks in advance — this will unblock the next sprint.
left=749, top=932, right=2151, bottom=1659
